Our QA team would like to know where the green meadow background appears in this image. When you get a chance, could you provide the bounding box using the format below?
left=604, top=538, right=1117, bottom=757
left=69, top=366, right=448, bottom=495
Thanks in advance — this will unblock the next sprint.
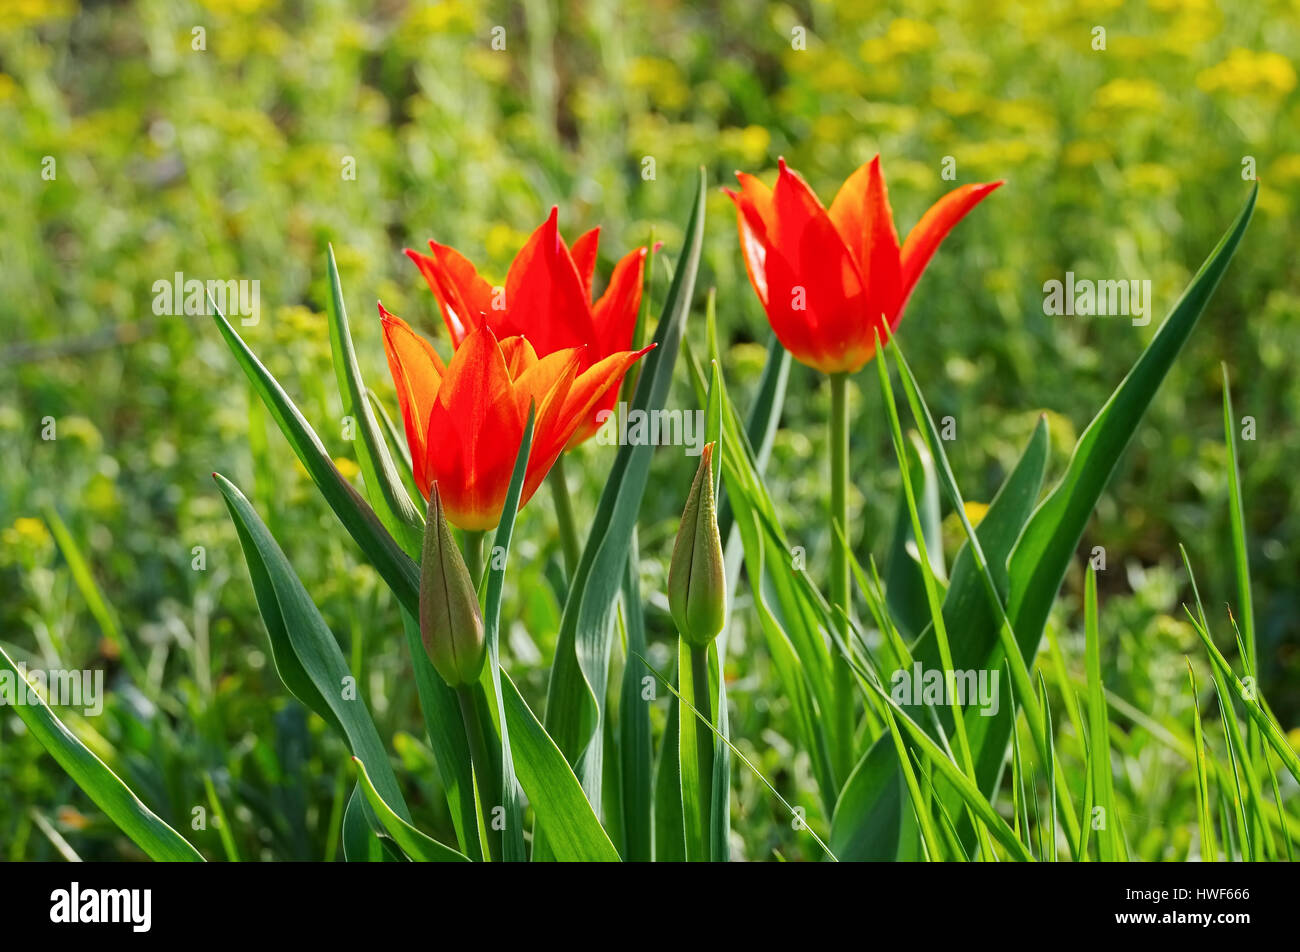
left=1, top=0, right=1297, bottom=860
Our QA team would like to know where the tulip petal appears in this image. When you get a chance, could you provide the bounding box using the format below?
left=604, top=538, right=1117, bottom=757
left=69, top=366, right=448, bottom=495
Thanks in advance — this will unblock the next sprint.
left=724, top=171, right=774, bottom=307
left=569, top=227, right=601, bottom=301
left=406, top=243, right=494, bottom=347
left=593, top=245, right=649, bottom=358
left=378, top=304, right=447, bottom=497
left=513, top=347, right=585, bottom=467
left=499, top=335, right=539, bottom=379
left=425, top=326, right=525, bottom=530
left=765, top=159, right=868, bottom=372
left=829, top=155, right=902, bottom=328
left=503, top=206, right=597, bottom=354
left=553, top=343, right=655, bottom=457
left=898, top=180, right=1003, bottom=319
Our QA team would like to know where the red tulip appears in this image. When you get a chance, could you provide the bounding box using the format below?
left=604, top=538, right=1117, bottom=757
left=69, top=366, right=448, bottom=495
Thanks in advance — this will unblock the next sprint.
left=725, top=157, right=1001, bottom=374
left=405, top=207, right=650, bottom=445
left=379, top=305, right=652, bottom=530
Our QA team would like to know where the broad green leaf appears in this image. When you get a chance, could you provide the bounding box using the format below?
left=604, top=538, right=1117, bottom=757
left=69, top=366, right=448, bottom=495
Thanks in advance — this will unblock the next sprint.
left=353, top=757, right=468, bottom=862
left=214, top=473, right=412, bottom=835
left=212, top=304, right=421, bottom=616
left=0, top=642, right=203, bottom=862
left=653, top=684, right=687, bottom=862
left=342, top=783, right=383, bottom=862
left=543, top=168, right=706, bottom=806
left=499, top=670, right=620, bottom=861
left=617, top=529, right=653, bottom=861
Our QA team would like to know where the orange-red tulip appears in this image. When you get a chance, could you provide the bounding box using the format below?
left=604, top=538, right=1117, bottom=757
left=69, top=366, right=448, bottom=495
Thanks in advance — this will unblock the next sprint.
left=725, top=157, right=1002, bottom=374
left=405, top=207, right=650, bottom=445
left=379, top=304, right=652, bottom=531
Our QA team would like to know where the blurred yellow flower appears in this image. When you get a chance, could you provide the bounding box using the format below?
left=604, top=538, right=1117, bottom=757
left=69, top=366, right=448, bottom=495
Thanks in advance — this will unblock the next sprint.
left=403, top=0, right=477, bottom=35
left=1268, top=154, right=1300, bottom=182
left=719, top=125, right=771, bottom=165
left=860, top=18, right=939, bottom=65
left=1126, top=163, right=1179, bottom=193
left=7, top=517, right=52, bottom=548
left=1063, top=141, right=1112, bottom=166
left=0, top=0, right=73, bottom=30
left=1197, top=48, right=1297, bottom=98
left=485, top=222, right=529, bottom=269
left=625, top=57, right=689, bottom=112
left=197, top=0, right=271, bottom=13
left=334, top=457, right=361, bottom=481
left=933, top=87, right=985, bottom=117
left=963, top=502, right=990, bottom=527
left=1094, top=78, right=1166, bottom=112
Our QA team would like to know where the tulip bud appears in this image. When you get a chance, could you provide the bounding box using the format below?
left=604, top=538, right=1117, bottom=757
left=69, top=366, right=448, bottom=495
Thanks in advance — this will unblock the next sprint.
left=668, top=443, right=726, bottom=646
left=419, top=484, right=485, bottom=687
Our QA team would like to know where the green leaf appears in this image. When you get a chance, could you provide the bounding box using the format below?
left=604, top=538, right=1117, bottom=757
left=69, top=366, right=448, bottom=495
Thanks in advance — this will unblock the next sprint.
left=0, top=642, right=203, bottom=861
left=543, top=168, right=706, bottom=806
left=831, top=417, right=1048, bottom=860
left=353, top=757, right=469, bottom=862
left=211, top=303, right=421, bottom=616
left=838, top=184, right=1256, bottom=858
left=652, top=684, right=687, bottom=862
left=883, top=431, right=944, bottom=641
left=324, top=245, right=424, bottom=557
left=214, top=473, right=412, bottom=835
left=617, top=530, right=653, bottom=861
left=499, top=671, right=620, bottom=861
left=477, top=406, right=535, bottom=862
left=1083, top=565, right=1119, bottom=861
left=1221, top=363, right=1256, bottom=672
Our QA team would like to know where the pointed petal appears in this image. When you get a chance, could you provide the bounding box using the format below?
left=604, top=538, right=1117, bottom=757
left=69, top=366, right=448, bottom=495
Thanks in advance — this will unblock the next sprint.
left=378, top=304, right=447, bottom=497
left=724, top=171, right=775, bottom=307
left=503, top=207, right=597, bottom=355
left=425, top=325, right=525, bottom=530
left=898, top=180, right=1003, bottom=319
left=592, top=245, right=649, bottom=357
left=406, top=242, right=494, bottom=347
left=569, top=227, right=601, bottom=301
left=765, top=159, right=869, bottom=372
left=498, top=334, right=539, bottom=379
left=829, top=155, right=902, bottom=327
left=555, top=343, right=655, bottom=453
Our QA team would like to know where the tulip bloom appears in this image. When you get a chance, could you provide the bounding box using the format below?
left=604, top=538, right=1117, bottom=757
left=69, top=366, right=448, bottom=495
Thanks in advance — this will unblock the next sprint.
left=405, top=207, right=650, bottom=445
left=725, top=157, right=1002, bottom=374
left=379, top=305, right=651, bottom=531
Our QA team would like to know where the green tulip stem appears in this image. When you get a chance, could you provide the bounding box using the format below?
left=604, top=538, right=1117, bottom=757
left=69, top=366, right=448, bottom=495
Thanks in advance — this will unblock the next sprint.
left=690, top=642, right=715, bottom=857
left=549, top=453, right=581, bottom=575
left=829, top=371, right=854, bottom=778
left=456, top=684, right=501, bottom=862
left=463, top=529, right=484, bottom=588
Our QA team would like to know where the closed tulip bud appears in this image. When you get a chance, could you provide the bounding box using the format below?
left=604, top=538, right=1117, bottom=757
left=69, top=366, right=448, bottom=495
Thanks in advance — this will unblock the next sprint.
left=669, top=443, right=726, bottom=646
left=419, top=484, right=485, bottom=687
